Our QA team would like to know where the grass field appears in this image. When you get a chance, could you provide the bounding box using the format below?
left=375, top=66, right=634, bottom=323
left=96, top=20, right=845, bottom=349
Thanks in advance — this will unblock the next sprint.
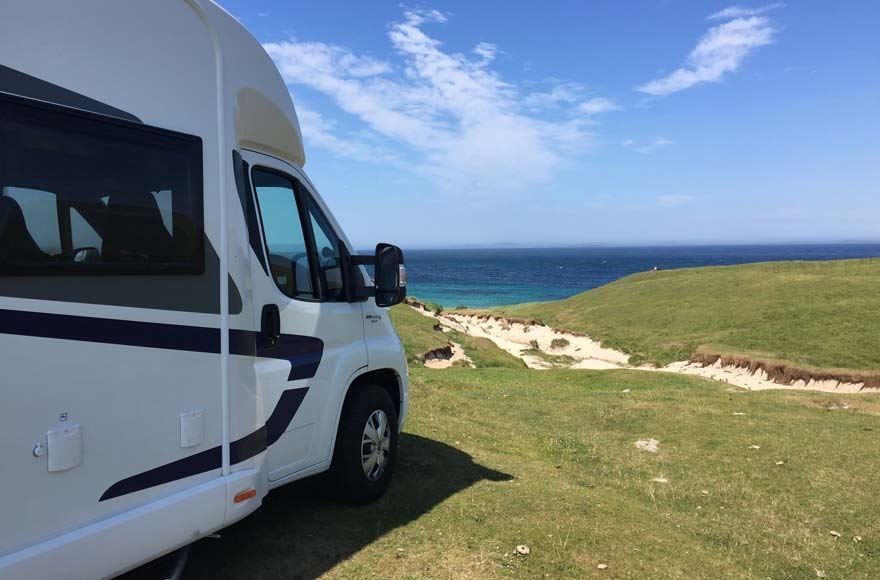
left=496, top=259, right=880, bottom=372
left=187, top=367, right=880, bottom=579
left=183, top=294, right=880, bottom=579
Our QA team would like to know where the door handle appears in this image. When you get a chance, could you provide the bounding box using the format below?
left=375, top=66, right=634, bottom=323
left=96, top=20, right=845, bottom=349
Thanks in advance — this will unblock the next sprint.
left=260, top=304, right=281, bottom=348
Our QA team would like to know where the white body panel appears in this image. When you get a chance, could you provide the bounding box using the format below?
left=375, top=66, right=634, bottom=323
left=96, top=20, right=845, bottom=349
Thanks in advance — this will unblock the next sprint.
left=0, top=1, right=409, bottom=578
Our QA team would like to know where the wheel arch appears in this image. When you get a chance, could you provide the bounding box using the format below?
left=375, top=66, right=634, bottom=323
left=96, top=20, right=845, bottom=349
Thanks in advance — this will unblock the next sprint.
left=344, top=368, right=402, bottom=420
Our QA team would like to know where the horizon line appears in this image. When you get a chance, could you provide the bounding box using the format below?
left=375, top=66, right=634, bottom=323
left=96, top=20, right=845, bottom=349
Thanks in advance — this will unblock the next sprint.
left=379, top=240, right=880, bottom=252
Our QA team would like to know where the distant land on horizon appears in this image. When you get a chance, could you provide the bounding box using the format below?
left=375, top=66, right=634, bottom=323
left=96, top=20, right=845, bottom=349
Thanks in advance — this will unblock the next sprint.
left=388, top=239, right=880, bottom=252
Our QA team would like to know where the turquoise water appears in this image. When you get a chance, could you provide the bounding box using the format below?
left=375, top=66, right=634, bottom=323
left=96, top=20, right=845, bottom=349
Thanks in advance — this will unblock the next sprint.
left=403, top=244, right=880, bottom=308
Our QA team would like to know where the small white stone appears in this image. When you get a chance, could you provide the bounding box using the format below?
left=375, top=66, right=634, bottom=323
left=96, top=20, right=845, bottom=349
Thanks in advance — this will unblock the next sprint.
left=749, top=445, right=761, bottom=450
left=597, top=563, right=609, bottom=570
left=652, top=476, right=669, bottom=484
left=515, top=544, right=530, bottom=556
left=635, top=439, right=660, bottom=453
left=830, top=531, right=841, bottom=538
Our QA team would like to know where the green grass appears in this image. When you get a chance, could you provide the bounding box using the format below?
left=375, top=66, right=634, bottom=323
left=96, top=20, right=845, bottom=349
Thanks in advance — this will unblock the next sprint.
left=389, top=304, right=450, bottom=365
left=521, top=348, right=577, bottom=367
left=390, top=304, right=525, bottom=369
left=498, top=258, right=880, bottom=371
left=180, top=263, right=880, bottom=578
left=188, top=367, right=880, bottom=579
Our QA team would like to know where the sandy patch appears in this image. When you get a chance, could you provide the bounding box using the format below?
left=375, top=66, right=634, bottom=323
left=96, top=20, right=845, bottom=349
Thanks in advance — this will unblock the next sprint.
left=413, top=306, right=628, bottom=370
left=661, top=360, right=866, bottom=394
left=424, top=341, right=472, bottom=369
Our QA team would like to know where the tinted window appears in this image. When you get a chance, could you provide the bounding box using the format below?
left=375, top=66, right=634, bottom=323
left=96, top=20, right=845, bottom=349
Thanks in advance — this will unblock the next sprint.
left=0, top=94, right=203, bottom=274
left=306, top=199, right=346, bottom=301
left=252, top=169, right=314, bottom=299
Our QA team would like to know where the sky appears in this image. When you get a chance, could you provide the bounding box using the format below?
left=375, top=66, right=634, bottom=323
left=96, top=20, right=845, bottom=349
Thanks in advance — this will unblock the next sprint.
left=219, top=0, right=880, bottom=249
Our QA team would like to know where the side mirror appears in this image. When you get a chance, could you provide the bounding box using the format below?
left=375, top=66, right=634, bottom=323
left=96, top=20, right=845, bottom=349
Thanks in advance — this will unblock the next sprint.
left=73, top=247, right=100, bottom=263
left=373, top=243, right=406, bottom=307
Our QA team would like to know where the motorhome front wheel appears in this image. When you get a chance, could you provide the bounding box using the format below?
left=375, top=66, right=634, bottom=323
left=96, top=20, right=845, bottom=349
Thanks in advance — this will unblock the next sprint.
left=330, top=385, right=400, bottom=504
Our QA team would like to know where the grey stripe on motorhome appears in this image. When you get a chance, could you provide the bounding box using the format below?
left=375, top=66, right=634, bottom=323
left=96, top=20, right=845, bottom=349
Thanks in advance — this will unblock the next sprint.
left=0, top=64, right=143, bottom=123
left=0, top=240, right=244, bottom=314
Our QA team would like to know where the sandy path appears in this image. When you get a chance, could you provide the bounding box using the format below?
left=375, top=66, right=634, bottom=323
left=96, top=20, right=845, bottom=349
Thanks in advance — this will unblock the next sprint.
left=409, top=305, right=871, bottom=394
left=423, top=309, right=628, bottom=370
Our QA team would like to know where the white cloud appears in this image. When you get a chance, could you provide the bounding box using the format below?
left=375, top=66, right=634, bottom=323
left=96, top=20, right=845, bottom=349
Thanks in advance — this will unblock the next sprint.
left=473, top=42, right=498, bottom=62
left=623, top=137, right=674, bottom=154
left=523, top=82, right=584, bottom=109
left=294, top=105, right=398, bottom=164
left=656, top=194, right=693, bottom=207
left=636, top=15, right=777, bottom=96
left=264, top=8, right=598, bottom=193
left=579, top=97, right=621, bottom=115
left=708, top=3, right=784, bottom=21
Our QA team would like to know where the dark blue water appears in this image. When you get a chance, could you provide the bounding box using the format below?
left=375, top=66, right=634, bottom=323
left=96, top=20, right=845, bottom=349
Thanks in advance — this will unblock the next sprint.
left=403, top=244, right=880, bottom=308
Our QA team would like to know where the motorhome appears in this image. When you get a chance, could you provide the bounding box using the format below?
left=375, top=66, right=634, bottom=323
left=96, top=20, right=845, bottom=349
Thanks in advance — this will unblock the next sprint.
left=0, top=2, right=409, bottom=578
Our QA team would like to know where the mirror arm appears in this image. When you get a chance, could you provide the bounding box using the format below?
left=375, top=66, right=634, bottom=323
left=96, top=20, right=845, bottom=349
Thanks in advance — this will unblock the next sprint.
left=341, top=243, right=377, bottom=301
left=350, top=255, right=375, bottom=266
left=353, top=286, right=376, bottom=300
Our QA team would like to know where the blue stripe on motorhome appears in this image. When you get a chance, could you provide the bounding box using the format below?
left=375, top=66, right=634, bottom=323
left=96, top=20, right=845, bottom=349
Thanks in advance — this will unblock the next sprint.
left=0, top=310, right=323, bottom=499
left=100, top=387, right=309, bottom=501
left=0, top=309, right=323, bottom=380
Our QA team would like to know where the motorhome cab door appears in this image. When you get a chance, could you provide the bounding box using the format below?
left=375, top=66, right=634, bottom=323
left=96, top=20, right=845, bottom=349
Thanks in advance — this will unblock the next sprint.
left=240, top=150, right=367, bottom=482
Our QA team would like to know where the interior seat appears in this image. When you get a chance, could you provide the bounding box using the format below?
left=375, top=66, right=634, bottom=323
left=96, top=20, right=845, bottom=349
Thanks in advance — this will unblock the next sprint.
left=0, top=195, right=50, bottom=262
left=102, top=191, right=174, bottom=263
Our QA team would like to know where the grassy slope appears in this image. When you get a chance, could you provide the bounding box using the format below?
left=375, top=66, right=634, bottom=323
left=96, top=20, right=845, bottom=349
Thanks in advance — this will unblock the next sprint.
left=390, top=304, right=525, bottom=369
left=188, top=367, right=880, bottom=579
left=499, top=259, right=880, bottom=370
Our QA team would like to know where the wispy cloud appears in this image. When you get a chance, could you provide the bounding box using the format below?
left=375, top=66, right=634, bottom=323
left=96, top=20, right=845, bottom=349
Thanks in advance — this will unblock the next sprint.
left=636, top=9, right=778, bottom=96
left=473, top=41, right=498, bottom=62
left=294, top=105, right=399, bottom=164
left=579, top=97, right=621, bottom=115
left=623, top=137, right=674, bottom=154
left=708, top=3, right=784, bottom=21
left=523, top=81, right=585, bottom=110
left=656, top=194, right=693, bottom=207
left=265, top=8, right=609, bottom=192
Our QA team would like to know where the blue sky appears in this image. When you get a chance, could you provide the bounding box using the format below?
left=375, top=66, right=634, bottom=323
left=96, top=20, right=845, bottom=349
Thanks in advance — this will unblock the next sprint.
left=220, top=1, right=879, bottom=249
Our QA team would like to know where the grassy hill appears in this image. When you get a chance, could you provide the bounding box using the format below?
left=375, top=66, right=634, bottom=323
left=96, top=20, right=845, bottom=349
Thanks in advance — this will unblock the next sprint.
left=497, top=258, right=880, bottom=372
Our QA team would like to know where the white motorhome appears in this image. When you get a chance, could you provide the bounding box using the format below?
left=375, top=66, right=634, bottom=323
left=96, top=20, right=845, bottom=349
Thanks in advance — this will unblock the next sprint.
left=0, top=2, right=410, bottom=578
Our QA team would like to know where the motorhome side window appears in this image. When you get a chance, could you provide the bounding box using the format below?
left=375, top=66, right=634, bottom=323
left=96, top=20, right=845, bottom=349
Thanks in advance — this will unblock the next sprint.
left=0, top=95, right=204, bottom=275
left=252, top=169, right=315, bottom=299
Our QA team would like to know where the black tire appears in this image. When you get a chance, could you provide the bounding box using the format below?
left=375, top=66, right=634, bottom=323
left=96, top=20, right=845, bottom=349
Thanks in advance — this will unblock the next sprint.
left=329, top=384, right=399, bottom=504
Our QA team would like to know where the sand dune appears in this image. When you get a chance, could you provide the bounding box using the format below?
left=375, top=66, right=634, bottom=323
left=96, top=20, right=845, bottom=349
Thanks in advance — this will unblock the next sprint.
left=408, top=303, right=870, bottom=394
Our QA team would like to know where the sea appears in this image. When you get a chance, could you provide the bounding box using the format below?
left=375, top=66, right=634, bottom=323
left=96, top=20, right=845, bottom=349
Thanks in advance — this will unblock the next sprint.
left=401, top=244, right=880, bottom=308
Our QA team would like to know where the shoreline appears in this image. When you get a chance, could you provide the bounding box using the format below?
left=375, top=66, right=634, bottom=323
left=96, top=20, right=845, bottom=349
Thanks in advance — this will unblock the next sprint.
left=405, top=300, right=873, bottom=394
